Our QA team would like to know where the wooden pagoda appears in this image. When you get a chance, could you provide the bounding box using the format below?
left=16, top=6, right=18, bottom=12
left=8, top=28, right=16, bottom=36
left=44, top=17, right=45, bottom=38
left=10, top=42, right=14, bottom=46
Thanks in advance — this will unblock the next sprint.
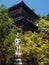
left=8, top=1, right=39, bottom=32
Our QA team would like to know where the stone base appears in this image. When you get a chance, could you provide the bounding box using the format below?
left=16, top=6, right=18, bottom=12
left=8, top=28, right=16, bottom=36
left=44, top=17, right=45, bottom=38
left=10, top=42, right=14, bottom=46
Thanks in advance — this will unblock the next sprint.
left=15, top=52, right=23, bottom=65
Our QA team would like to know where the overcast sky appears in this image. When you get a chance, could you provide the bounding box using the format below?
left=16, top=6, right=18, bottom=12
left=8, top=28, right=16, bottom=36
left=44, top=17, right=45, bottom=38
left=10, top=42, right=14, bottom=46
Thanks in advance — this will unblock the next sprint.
left=0, top=0, right=49, bottom=16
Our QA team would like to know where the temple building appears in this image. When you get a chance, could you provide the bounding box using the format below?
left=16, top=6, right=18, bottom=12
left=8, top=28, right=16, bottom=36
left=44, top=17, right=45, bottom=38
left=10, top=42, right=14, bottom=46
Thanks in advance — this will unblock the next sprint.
left=8, top=1, right=39, bottom=32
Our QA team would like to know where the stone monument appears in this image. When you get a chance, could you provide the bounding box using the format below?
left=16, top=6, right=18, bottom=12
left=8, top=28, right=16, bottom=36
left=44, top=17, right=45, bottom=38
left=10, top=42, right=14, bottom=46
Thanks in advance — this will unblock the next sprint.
left=15, top=33, right=21, bottom=55
left=15, top=33, right=23, bottom=65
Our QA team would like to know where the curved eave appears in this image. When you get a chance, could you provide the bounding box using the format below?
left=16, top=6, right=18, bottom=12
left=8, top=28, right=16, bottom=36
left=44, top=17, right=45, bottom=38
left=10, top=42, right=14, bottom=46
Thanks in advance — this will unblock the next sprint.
left=8, top=1, right=39, bottom=19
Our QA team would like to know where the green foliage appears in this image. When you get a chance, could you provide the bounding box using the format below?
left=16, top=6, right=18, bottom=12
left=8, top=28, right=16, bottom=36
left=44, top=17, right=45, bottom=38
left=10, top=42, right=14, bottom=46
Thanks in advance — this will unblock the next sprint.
left=0, top=4, right=49, bottom=65
left=21, top=32, right=49, bottom=65
left=42, top=13, right=49, bottom=21
left=38, top=19, right=49, bottom=37
left=0, top=5, right=22, bottom=65
left=0, top=4, right=7, bottom=11
left=21, top=18, right=49, bottom=65
left=37, top=14, right=41, bottom=18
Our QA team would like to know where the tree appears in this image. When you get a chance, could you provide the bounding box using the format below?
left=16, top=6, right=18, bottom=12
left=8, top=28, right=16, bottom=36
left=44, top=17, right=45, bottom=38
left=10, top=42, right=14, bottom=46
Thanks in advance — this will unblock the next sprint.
left=42, top=13, right=49, bottom=21
left=21, top=18, right=49, bottom=65
left=37, top=14, right=41, bottom=18
left=38, top=19, right=49, bottom=37
left=0, top=4, right=49, bottom=65
left=0, top=5, right=22, bottom=65
left=21, top=32, right=49, bottom=65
